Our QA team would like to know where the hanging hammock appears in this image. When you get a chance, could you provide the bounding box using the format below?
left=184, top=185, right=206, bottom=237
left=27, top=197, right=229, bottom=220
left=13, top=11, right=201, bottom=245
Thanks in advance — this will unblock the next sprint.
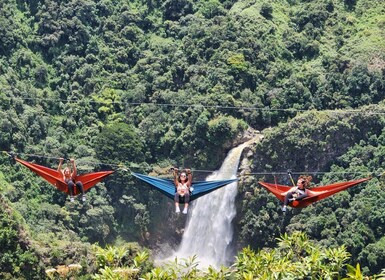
left=15, top=157, right=114, bottom=195
left=132, top=172, right=238, bottom=201
left=258, top=177, right=371, bottom=208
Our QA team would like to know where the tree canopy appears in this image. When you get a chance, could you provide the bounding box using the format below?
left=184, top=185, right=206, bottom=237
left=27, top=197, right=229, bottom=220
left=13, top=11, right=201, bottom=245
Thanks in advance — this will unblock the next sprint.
left=1, top=0, right=385, bottom=277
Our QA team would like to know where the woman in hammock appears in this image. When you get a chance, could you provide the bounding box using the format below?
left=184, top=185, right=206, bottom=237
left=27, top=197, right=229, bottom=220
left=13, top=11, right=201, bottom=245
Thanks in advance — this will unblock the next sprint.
left=58, top=158, right=85, bottom=202
left=173, top=168, right=192, bottom=214
left=282, top=175, right=312, bottom=212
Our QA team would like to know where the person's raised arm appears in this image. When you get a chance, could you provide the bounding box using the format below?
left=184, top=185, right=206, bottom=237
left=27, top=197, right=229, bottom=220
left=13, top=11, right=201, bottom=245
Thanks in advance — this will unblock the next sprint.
left=173, top=168, right=179, bottom=187
left=57, top=158, right=64, bottom=173
left=186, top=168, right=192, bottom=188
left=70, top=158, right=77, bottom=177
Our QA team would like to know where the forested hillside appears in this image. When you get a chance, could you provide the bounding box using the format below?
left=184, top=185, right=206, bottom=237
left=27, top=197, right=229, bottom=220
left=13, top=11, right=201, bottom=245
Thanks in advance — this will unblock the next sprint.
left=237, top=105, right=385, bottom=275
left=1, top=0, right=385, bottom=278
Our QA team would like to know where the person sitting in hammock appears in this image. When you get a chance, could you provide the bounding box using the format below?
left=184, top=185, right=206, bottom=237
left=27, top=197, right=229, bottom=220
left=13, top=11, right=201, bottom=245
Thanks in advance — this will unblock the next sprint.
left=282, top=175, right=312, bottom=212
left=58, top=158, right=85, bottom=202
left=173, top=168, right=192, bottom=214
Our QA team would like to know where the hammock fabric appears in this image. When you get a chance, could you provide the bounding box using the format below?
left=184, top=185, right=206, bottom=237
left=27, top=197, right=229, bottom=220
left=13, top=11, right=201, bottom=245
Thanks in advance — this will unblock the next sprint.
left=15, top=157, right=114, bottom=195
left=258, top=177, right=371, bottom=208
left=132, top=172, right=238, bottom=201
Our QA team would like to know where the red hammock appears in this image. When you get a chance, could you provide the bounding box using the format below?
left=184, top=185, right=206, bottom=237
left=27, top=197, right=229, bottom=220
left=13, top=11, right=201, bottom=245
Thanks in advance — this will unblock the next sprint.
left=258, top=177, right=371, bottom=208
left=15, top=157, right=114, bottom=195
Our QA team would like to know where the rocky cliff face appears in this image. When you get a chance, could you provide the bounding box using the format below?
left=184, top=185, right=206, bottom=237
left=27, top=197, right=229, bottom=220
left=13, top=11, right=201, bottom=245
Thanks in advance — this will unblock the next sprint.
left=229, top=128, right=262, bottom=149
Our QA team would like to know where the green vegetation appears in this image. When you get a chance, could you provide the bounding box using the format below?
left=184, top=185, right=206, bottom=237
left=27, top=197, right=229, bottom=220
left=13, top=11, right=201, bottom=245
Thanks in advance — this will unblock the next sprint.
left=238, top=105, right=385, bottom=274
left=0, top=195, right=45, bottom=279
left=1, top=0, right=385, bottom=277
left=141, top=232, right=385, bottom=279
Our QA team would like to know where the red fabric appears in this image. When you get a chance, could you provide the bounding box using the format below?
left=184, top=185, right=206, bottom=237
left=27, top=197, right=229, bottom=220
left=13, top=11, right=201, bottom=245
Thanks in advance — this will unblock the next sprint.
left=16, top=158, right=114, bottom=195
left=258, top=177, right=371, bottom=208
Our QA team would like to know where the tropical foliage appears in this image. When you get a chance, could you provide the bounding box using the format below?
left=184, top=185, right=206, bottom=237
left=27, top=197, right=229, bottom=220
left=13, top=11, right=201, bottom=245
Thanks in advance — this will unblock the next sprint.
left=237, top=105, right=385, bottom=275
left=141, top=232, right=384, bottom=279
left=1, top=0, right=385, bottom=277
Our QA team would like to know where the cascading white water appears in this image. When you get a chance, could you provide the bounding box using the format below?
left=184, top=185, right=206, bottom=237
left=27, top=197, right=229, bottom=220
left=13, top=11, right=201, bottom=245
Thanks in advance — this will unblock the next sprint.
left=175, top=141, right=252, bottom=268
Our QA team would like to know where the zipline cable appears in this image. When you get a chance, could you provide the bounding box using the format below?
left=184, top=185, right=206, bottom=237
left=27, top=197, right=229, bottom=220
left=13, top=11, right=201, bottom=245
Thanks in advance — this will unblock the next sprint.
left=2, top=151, right=133, bottom=171
left=4, top=95, right=385, bottom=115
left=2, top=151, right=377, bottom=177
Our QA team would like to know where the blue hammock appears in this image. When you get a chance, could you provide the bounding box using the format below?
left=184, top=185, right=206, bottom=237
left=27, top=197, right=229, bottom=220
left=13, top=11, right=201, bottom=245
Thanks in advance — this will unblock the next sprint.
left=132, top=173, right=238, bottom=201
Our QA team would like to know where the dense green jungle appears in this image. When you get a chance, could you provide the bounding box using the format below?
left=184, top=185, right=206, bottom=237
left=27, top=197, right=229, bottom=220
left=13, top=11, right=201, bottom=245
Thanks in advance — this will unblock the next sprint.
left=1, top=0, right=385, bottom=278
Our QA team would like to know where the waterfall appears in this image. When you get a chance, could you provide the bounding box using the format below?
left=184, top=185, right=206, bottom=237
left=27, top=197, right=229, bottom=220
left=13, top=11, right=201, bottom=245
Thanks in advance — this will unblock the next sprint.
left=174, top=141, right=251, bottom=268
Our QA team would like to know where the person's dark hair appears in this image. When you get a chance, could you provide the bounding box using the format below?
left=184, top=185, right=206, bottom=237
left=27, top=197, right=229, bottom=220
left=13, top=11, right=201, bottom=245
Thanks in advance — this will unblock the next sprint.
left=298, top=175, right=312, bottom=188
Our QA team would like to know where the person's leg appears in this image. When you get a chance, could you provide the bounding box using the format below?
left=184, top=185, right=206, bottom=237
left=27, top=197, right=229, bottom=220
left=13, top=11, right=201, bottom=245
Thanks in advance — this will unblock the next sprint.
left=284, top=193, right=293, bottom=206
left=182, top=193, right=190, bottom=214
left=76, top=181, right=85, bottom=201
left=68, top=181, right=75, bottom=202
left=174, top=193, right=180, bottom=213
left=282, top=192, right=293, bottom=211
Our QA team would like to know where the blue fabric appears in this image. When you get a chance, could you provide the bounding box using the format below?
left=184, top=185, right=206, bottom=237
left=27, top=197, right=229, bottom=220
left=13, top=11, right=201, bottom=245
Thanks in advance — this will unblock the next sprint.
left=131, top=173, right=238, bottom=201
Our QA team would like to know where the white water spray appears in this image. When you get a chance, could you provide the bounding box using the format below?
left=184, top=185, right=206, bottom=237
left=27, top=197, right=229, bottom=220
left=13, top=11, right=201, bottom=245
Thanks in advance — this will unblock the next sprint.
left=174, top=141, right=252, bottom=268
